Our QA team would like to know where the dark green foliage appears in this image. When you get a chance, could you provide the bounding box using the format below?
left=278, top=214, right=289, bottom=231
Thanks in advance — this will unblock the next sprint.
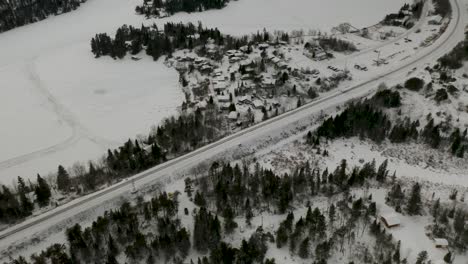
left=57, top=165, right=71, bottom=192
left=433, top=0, right=452, bottom=17
left=386, top=184, right=405, bottom=212
left=388, top=118, right=419, bottom=143
left=422, top=119, right=441, bottom=148
left=0, top=0, right=85, bottom=33
left=318, top=37, right=357, bottom=52
left=17, top=177, right=33, bottom=216
left=434, top=88, right=449, bottom=103
left=438, top=38, right=468, bottom=69
left=308, top=88, right=319, bottom=99
left=406, top=183, right=422, bottom=215
left=91, top=22, right=235, bottom=61
left=207, top=228, right=269, bottom=264
left=0, top=185, right=22, bottom=222
left=135, top=0, right=230, bottom=18
left=61, top=192, right=187, bottom=263
left=193, top=207, right=221, bottom=253
left=316, top=102, right=391, bottom=143
left=404, top=77, right=425, bottom=91
left=194, top=191, right=207, bottom=207
left=373, top=89, right=401, bottom=108
left=34, top=174, right=51, bottom=207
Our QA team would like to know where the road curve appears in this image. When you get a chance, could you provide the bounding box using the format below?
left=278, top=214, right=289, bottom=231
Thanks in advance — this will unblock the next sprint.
left=0, top=0, right=465, bottom=253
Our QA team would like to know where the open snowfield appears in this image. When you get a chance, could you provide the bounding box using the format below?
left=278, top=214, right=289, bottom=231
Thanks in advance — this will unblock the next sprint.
left=0, top=0, right=409, bottom=184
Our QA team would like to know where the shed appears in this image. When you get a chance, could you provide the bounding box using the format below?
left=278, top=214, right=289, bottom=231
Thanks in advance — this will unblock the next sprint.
left=433, top=238, right=449, bottom=249
left=380, top=214, right=401, bottom=228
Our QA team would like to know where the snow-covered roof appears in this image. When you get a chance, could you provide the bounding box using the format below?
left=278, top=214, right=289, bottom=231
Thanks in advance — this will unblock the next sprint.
left=214, top=82, right=228, bottom=90
left=197, top=100, right=208, bottom=109
left=238, top=95, right=252, bottom=102
left=252, top=99, right=264, bottom=108
left=433, top=238, right=449, bottom=247
left=262, top=77, right=275, bottom=85
left=201, top=65, right=212, bottom=70
left=271, top=57, right=281, bottom=64
left=217, top=95, right=230, bottom=102
left=380, top=213, right=401, bottom=227
left=240, top=60, right=252, bottom=66
left=228, top=111, right=238, bottom=120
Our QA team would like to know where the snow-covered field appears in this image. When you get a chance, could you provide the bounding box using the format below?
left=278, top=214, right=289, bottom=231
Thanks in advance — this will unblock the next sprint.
left=0, top=0, right=410, bottom=184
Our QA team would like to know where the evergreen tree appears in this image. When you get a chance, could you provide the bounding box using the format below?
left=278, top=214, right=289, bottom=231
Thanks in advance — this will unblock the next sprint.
left=17, top=176, right=33, bottom=216
left=35, top=174, right=51, bottom=207
left=406, top=183, right=422, bottom=215
left=298, top=237, right=310, bottom=258
left=57, top=165, right=71, bottom=192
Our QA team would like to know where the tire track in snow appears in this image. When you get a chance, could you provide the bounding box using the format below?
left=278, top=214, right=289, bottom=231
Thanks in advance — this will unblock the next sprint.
left=0, top=59, right=118, bottom=171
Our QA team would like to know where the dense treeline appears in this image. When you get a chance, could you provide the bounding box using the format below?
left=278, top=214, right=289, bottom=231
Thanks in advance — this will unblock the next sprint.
left=318, top=37, right=357, bottom=53
left=0, top=0, right=85, bottom=33
left=7, top=156, right=406, bottom=264
left=382, top=2, right=423, bottom=27
left=136, top=0, right=230, bottom=18
left=433, top=0, right=452, bottom=17
left=9, top=192, right=190, bottom=264
left=312, top=90, right=467, bottom=157
left=438, top=36, right=468, bottom=69
left=188, top=158, right=392, bottom=225
left=315, top=101, right=391, bottom=143
left=91, top=22, right=235, bottom=60
left=91, top=22, right=292, bottom=61
left=65, top=193, right=190, bottom=263
left=0, top=175, right=51, bottom=223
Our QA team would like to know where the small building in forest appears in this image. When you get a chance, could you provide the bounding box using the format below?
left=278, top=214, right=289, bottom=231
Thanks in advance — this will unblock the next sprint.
left=433, top=238, right=449, bottom=249
left=380, top=213, right=401, bottom=228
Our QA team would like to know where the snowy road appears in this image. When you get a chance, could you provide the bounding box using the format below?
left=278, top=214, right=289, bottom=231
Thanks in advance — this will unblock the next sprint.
left=0, top=0, right=466, bottom=256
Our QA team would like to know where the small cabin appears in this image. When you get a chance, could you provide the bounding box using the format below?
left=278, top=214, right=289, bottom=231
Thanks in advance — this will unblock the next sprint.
left=433, top=238, right=449, bottom=249
left=380, top=214, right=401, bottom=228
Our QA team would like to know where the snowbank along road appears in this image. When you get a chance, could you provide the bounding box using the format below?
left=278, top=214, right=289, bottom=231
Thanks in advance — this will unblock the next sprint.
left=0, top=0, right=466, bottom=254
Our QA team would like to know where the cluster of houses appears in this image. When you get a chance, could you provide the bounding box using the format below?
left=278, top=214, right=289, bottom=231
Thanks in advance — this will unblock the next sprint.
left=173, top=54, right=214, bottom=74
left=171, top=40, right=321, bottom=128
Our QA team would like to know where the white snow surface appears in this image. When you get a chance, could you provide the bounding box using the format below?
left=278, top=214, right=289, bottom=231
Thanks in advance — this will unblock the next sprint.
left=0, top=0, right=410, bottom=183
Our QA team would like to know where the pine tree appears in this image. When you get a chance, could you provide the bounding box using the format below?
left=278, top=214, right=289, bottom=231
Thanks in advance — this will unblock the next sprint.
left=57, top=165, right=71, bottom=192
left=443, top=252, right=452, bottom=263
left=328, top=203, right=336, bottom=228
left=298, top=237, right=310, bottom=258
left=415, top=251, right=428, bottom=264
left=35, top=174, right=51, bottom=207
left=406, top=183, right=422, bottom=215
left=376, top=159, right=388, bottom=183
left=17, top=176, right=33, bottom=216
